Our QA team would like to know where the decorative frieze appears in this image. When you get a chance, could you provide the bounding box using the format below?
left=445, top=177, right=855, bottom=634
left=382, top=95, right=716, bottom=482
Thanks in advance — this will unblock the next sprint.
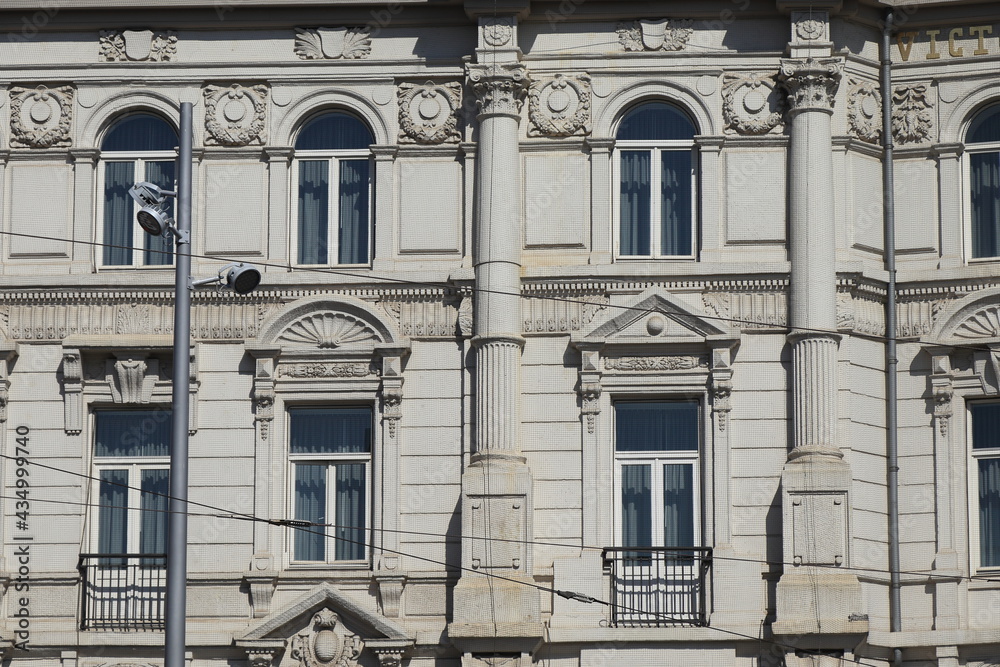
left=702, top=289, right=787, bottom=329
left=847, top=78, right=881, bottom=144
left=892, top=84, right=934, bottom=145
left=397, top=81, right=462, bottom=144
left=99, top=29, right=177, bottom=62
left=294, top=26, right=372, bottom=60
left=778, top=57, right=843, bottom=114
left=9, top=84, right=74, bottom=148
left=603, top=355, right=708, bottom=372
left=722, top=73, right=784, bottom=135
left=466, top=62, right=529, bottom=118
left=528, top=74, right=591, bottom=137
left=522, top=292, right=608, bottom=333
left=616, top=19, right=694, bottom=52
left=204, top=83, right=269, bottom=146
left=278, top=362, right=375, bottom=378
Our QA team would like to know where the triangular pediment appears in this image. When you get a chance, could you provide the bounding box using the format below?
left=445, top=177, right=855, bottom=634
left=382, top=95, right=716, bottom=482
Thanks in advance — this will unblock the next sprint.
left=237, top=582, right=412, bottom=645
left=579, top=287, right=734, bottom=344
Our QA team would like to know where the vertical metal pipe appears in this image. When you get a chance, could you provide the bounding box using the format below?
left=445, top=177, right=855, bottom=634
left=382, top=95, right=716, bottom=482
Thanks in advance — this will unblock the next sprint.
left=164, top=101, right=192, bottom=667
left=881, top=11, right=903, bottom=665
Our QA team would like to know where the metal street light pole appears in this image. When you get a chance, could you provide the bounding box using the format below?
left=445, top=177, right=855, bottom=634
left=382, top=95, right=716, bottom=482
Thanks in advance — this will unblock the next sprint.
left=165, top=101, right=193, bottom=667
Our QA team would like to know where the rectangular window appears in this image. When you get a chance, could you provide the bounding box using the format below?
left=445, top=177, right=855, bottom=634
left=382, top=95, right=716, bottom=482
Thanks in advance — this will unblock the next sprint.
left=101, top=159, right=175, bottom=267
left=971, top=151, right=1000, bottom=259
left=289, top=406, right=372, bottom=563
left=971, top=402, right=1000, bottom=567
left=296, top=158, right=371, bottom=266
left=92, top=410, right=172, bottom=562
left=618, top=148, right=694, bottom=258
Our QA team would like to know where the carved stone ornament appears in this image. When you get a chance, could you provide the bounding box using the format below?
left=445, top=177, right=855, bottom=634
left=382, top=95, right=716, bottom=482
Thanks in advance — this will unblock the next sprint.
left=99, top=29, right=177, bottom=62
left=778, top=58, right=843, bottom=114
left=528, top=74, right=591, bottom=137
left=294, top=27, right=371, bottom=60
left=247, top=651, right=275, bottom=667
left=9, top=84, right=74, bottom=148
left=617, top=19, right=694, bottom=52
left=847, top=78, right=881, bottom=144
left=277, top=312, right=380, bottom=349
left=397, top=81, right=462, bottom=144
left=278, top=362, right=375, bottom=378
left=796, top=18, right=825, bottom=41
left=722, top=73, right=784, bottom=135
left=604, top=355, right=708, bottom=372
left=712, top=378, right=733, bottom=432
left=580, top=379, right=601, bottom=434
left=382, top=383, right=402, bottom=439
left=892, top=84, right=933, bottom=145
left=203, top=83, right=269, bottom=146
left=482, top=17, right=513, bottom=47
left=466, top=62, right=529, bottom=118
left=933, top=383, right=953, bottom=437
left=290, top=609, right=363, bottom=667
left=952, top=305, right=1000, bottom=339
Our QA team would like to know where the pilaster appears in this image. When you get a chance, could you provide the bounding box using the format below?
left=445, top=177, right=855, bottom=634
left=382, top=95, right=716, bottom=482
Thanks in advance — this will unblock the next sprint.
left=584, top=138, right=613, bottom=265
left=931, top=143, right=964, bottom=268
left=371, top=145, right=398, bottom=272
left=68, top=148, right=99, bottom=275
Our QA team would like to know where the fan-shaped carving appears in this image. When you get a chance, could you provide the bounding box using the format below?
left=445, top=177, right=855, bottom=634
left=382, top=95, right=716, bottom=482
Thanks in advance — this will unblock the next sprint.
left=277, top=313, right=380, bottom=349
left=954, top=306, right=1000, bottom=340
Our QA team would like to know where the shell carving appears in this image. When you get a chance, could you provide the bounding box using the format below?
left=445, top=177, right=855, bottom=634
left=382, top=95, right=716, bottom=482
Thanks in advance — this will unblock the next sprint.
left=277, top=313, right=380, bottom=349
left=954, top=306, right=1000, bottom=339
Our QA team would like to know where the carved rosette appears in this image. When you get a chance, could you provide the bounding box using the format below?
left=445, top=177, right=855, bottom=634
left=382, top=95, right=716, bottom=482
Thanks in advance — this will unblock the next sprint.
left=294, top=27, right=371, bottom=60
left=892, top=84, right=933, bottom=145
left=466, top=62, right=529, bottom=119
left=616, top=19, right=694, bottom=52
left=528, top=74, right=591, bottom=137
left=99, top=29, right=177, bottom=62
left=9, top=84, right=74, bottom=148
left=481, top=17, right=513, bottom=47
left=722, top=73, right=784, bottom=135
left=847, top=78, right=882, bottom=144
left=204, top=83, right=269, bottom=146
left=290, top=609, right=363, bottom=667
left=778, top=58, right=843, bottom=115
left=397, top=81, right=462, bottom=144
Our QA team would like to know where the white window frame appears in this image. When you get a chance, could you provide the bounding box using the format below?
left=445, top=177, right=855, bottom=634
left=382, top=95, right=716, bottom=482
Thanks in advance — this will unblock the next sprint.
left=611, top=400, right=702, bottom=549
left=967, top=399, right=1000, bottom=573
left=286, top=405, right=374, bottom=567
left=965, top=138, right=1000, bottom=263
left=97, top=152, right=177, bottom=268
left=89, top=411, right=170, bottom=556
left=611, top=140, right=698, bottom=261
left=290, top=150, right=374, bottom=268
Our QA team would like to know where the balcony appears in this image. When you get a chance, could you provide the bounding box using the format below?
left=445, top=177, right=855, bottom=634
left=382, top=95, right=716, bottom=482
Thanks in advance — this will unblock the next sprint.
left=602, top=547, right=712, bottom=627
left=77, top=553, right=167, bottom=631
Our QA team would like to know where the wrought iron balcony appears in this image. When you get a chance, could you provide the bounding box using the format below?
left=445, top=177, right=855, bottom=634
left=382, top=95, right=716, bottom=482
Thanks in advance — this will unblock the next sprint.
left=77, top=553, right=167, bottom=631
left=602, top=547, right=712, bottom=627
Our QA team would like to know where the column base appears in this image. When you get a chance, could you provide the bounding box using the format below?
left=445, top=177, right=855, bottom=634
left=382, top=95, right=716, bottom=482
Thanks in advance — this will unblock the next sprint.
left=773, top=570, right=868, bottom=636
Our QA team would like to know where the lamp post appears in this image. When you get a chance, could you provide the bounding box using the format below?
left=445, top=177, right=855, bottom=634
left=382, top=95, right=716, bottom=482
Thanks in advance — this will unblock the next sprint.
left=128, top=101, right=260, bottom=667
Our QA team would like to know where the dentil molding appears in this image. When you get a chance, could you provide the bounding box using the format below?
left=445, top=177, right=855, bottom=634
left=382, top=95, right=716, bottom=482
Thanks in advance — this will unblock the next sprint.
left=528, top=73, right=591, bottom=137
left=294, top=26, right=372, bottom=60
left=204, top=83, right=269, bottom=146
left=616, top=19, right=694, bottom=52
left=397, top=81, right=462, bottom=144
left=9, top=84, right=74, bottom=148
left=99, top=29, right=177, bottom=62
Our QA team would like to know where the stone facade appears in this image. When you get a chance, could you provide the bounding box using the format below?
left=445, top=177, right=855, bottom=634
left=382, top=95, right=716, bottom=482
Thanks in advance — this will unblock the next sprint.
left=0, top=1, right=999, bottom=666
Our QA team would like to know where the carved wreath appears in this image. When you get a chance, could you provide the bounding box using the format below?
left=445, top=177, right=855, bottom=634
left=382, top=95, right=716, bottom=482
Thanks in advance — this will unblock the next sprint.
left=528, top=74, right=591, bottom=137
left=722, top=73, right=783, bottom=135
left=397, top=81, right=462, bottom=144
left=204, top=83, right=269, bottom=146
left=847, top=78, right=881, bottom=144
left=9, top=84, right=75, bottom=148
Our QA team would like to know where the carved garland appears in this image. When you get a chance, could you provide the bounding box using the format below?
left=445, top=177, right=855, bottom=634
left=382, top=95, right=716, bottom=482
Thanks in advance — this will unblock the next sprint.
left=9, top=84, right=74, bottom=148
left=847, top=78, right=881, bottom=144
left=892, top=84, right=933, bottom=144
left=204, top=83, right=269, bottom=146
left=397, top=81, right=462, bottom=144
left=722, top=73, right=784, bottom=135
left=528, top=74, right=591, bottom=137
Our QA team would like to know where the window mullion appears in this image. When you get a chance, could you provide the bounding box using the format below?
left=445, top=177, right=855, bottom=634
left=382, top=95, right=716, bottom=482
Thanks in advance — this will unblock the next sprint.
left=329, top=158, right=340, bottom=266
left=327, top=463, right=337, bottom=562
left=650, top=148, right=662, bottom=258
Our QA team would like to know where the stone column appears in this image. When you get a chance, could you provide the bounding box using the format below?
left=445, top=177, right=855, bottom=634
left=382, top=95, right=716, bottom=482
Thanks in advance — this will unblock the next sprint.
left=450, top=11, right=541, bottom=649
left=773, top=55, right=867, bottom=639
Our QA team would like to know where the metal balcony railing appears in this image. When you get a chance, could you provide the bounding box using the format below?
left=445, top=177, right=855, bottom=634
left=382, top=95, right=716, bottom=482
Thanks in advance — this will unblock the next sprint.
left=77, top=553, right=167, bottom=631
left=602, top=547, right=712, bottom=627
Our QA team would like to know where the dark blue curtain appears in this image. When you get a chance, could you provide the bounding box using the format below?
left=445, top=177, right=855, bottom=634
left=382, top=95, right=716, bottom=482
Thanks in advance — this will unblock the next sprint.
left=298, top=160, right=329, bottom=264
left=969, top=104, right=1000, bottom=144
left=661, top=151, right=692, bottom=256
left=95, top=410, right=171, bottom=457
left=296, top=112, right=374, bottom=150
left=102, top=114, right=177, bottom=152
left=621, top=464, right=652, bottom=549
left=103, top=162, right=135, bottom=265
left=620, top=151, right=651, bottom=255
left=335, top=463, right=366, bottom=560
left=616, top=102, right=696, bottom=141
left=663, top=464, right=694, bottom=548
left=144, top=161, right=175, bottom=265
left=140, top=469, right=169, bottom=561
left=289, top=407, right=372, bottom=454
left=972, top=152, right=1000, bottom=259
left=338, top=159, right=370, bottom=264
left=99, top=470, right=129, bottom=566
left=615, top=402, right=699, bottom=452
left=980, top=458, right=1000, bottom=567
left=972, top=403, right=1000, bottom=449
left=294, top=464, right=326, bottom=561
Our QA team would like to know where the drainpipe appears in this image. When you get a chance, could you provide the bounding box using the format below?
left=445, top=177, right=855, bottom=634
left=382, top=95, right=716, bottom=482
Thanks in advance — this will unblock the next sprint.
left=881, top=9, right=902, bottom=667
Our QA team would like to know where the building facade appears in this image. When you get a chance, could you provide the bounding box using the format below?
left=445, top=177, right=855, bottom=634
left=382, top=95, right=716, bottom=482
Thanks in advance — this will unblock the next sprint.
left=0, top=0, right=999, bottom=665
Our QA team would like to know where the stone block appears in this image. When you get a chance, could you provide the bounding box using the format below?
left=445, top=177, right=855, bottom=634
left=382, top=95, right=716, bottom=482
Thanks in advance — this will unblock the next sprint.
left=8, top=163, right=71, bottom=258
left=522, top=421, right=580, bottom=452
left=203, top=161, right=267, bottom=256
left=399, top=158, right=463, bottom=254
left=726, top=149, right=786, bottom=244
left=524, top=153, right=589, bottom=249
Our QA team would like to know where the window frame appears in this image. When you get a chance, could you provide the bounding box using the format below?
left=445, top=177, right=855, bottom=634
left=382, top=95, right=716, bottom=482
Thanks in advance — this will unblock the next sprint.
left=88, top=409, right=171, bottom=557
left=965, top=136, right=1000, bottom=263
left=611, top=110, right=699, bottom=261
left=285, top=404, right=375, bottom=568
left=968, top=399, right=1000, bottom=572
left=612, top=399, right=702, bottom=550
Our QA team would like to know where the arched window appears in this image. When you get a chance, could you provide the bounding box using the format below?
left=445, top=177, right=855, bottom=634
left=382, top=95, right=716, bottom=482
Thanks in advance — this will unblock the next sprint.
left=293, top=112, right=374, bottom=266
left=969, top=103, right=1000, bottom=259
left=615, top=102, right=697, bottom=259
left=100, top=113, right=178, bottom=267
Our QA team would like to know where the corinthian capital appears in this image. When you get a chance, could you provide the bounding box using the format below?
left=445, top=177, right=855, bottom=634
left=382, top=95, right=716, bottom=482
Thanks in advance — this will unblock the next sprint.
left=778, top=57, right=843, bottom=115
left=466, top=62, right=529, bottom=119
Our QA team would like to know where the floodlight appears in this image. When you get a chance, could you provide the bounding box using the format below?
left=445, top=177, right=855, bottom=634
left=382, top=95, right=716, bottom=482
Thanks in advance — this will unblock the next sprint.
left=137, top=206, right=171, bottom=237
left=224, top=263, right=262, bottom=294
left=128, top=181, right=176, bottom=207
